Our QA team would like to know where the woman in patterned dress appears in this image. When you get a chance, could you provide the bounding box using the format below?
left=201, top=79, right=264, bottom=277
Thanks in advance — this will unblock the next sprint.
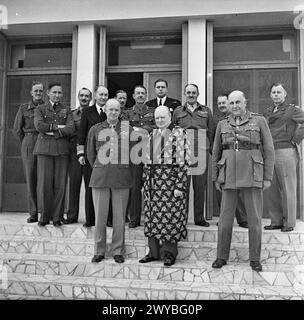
left=139, top=106, right=191, bottom=266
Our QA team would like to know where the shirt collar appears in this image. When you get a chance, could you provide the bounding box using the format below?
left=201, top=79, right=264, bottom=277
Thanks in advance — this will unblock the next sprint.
left=157, top=96, right=167, bottom=105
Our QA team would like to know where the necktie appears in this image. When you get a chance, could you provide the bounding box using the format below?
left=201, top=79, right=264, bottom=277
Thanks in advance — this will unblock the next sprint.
left=159, top=99, right=162, bottom=106
left=235, top=117, right=241, bottom=125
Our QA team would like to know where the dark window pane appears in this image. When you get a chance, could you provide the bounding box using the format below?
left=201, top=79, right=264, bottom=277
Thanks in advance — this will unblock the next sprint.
left=108, top=38, right=182, bottom=66
left=11, top=43, right=72, bottom=68
left=214, top=34, right=296, bottom=63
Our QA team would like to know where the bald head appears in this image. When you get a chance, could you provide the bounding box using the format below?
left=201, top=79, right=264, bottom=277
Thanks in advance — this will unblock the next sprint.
left=228, top=90, right=247, bottom=117
left=155, top=105, right=171, bottom=129
left=105, top=98, right=121, bottom=123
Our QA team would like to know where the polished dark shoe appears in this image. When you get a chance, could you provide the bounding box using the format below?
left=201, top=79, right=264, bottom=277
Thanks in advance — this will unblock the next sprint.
left=38, top=221, right=49, bottom=227
left=264, top=224, right=283, bottom=230
left=195, top=220, right=210, bottom=227
left=125, top=216, right=130, bottom=223
left=83, top=222, right=94, bottom=228
left=250, top=261, right=262, bottom=272
left=281, top=226, right=294, bottom=232
left=239, top=221, right=248, bottom=228
left=91, top=255, right=104, bottom=263
left=106, top=221, right=113, bottom=227
left=163, top=256, right=175, bottom=266
left=27, top=217, right=38, bottom=223
left=114, top=255, right=125, bottom=263
left=129, top=221, right=140, bottom=228
left=53, top=221, right=62, bottom=227
left=62, top=218, right=77, bottom=224
left=139, top=255, right=158, bottom=263
left=212, top=258, right=227, bottom=268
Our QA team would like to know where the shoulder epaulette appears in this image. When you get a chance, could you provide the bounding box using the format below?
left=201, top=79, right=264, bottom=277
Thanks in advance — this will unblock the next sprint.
left=251, top=112, right=263, bottom=117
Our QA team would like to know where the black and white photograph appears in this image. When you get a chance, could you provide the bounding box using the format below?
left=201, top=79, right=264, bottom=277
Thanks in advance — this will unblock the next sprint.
left=0, top=0, right=303, bottom=312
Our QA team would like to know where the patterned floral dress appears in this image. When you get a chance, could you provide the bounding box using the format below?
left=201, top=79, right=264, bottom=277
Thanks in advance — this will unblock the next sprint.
left=142, top=124, right=191, bottom=243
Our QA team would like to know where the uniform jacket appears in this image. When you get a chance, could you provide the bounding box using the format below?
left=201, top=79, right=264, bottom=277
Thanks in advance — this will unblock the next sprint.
left=146, top=97, right=181, bottom=114
left=69, top=107, right=82, bottom=155
left=263, top=102, right=304, bottom=149
left=212, top=111, right=275, bottom=189
left=77, top=104, right=107, bottom=156
left=172, top=103, right=215, bottom=151
left=121, top=103, right=155, bottom=133
left=33, top=101, right=75, bottom=156
left=87, top=120, right=134, bottom=188
left=13, top=100, right=44, bottom=142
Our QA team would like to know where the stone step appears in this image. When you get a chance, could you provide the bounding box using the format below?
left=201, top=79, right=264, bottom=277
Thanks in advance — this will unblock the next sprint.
left=1, top=272, right=303, bottom=300
left=1, top=235, right=303, bottom=265
left=1, top=220, right=304, bottom=245
left=2, top=253, right=303, bottom=288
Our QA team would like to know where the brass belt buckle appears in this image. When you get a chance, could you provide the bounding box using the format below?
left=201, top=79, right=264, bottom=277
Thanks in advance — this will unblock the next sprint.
left=234, top=140, right=239, bottom=151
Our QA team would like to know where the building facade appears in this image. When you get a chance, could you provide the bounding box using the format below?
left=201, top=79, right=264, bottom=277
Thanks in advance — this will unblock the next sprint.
left=0, top=0, right=303, bottom=220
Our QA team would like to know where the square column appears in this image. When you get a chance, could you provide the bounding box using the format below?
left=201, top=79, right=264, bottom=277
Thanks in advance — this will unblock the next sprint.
left=73, top=24, right=99, bottom=108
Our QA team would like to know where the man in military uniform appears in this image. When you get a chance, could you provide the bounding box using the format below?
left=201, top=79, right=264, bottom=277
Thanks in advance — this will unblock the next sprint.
left=87, top=99, right=133, bottom=264
left=214, top=94, right=248, bottom=228
left=13, top=81, right=44, bottom=223
left=115, top=89, right=128, bottom=111
left=212, top=90, right=274, bottom=272
left=146, top=79, right=181, bottom=114
left=172, top=83, right=215, bottom=227
left=63, top=88, right=92, bottom=224
left=77, top=85, right=108, bottom=227
left=34, top=83, right=75, bottom=226
left=122, top=85, right=155, bottom=228
left=263, top=83, right=304, bottom=232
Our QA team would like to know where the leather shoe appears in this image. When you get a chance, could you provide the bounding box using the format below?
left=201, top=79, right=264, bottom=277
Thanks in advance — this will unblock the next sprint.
left=83, top=222, right=94, bottom=228
left=264, top=224, right=283, bottom=230
left=250, top=261, right=262, bottom=272
left=164, top=256, right=175, bottom=266
left=129, top=221, right=140, bottom=228
left=139, top=255, right=158, bottom=263
left=114, top=255, right=125, bottom=263
left=238, top=222, right=248, bottom=228
left=53, top=221, right=62, bottom=227
left=91, top=255, right=104, bottom=263
left=125, top=216, right=130, bottom=223
left=38, top=221, right=49, bottom=227
left=106, top=221, right=113, bottom=227
left=212, top=258, right=227, bottom=268
left=281, top=226, right=294, bottom=232
left=195, top=220, right=210, bottom=227
left=27, top=217, right=38, bottom=223
left=62, top=218, right=77, bottom=224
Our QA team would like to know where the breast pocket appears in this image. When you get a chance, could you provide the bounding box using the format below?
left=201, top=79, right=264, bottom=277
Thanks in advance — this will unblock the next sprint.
left=245, top=126, right=261, bottom=144
left=176, top=113, right=188, bottom=127
left=195, top=112, right=208, bottom=128
left=221, top=130, right=234, bottom=144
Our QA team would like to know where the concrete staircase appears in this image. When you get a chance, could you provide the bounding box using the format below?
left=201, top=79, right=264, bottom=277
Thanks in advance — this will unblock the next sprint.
left=0, top=213, right=303, bottom=300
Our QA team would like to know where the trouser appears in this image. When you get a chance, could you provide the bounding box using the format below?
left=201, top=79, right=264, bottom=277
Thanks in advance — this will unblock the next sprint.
left=264, top=148, right=298, bottom=228
left=107, top=189, right=130, bottom=223
left=215, top=186, right=247, bottom=224
left=187, top=172, right=208, bottom=224
left=217, top=188, right=262, bottom=262
left=67, top=154, right=95, bottom=223
left=21, top=133, right=38, bottom=219
left=92, top=188, right=129, bottom=256
left=37, top=155, right=69, bottom=223
left=129, top=163, right=143, bottom=225
left=147, top=237, right=178, bottom=260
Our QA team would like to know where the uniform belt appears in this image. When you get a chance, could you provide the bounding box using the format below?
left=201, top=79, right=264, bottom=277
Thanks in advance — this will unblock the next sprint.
left=223, top=143, right=260, bottom=150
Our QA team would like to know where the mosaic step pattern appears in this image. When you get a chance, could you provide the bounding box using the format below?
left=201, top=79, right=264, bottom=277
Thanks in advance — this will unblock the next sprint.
left=1, top=222, right=304, bottom=246
left=2, top=253, right=304, bottom=288
left=1, top=273, right=303, bottom=300
left=0, top=214, right=304, bottom=300
left=0, top=235, right=303, bottom=265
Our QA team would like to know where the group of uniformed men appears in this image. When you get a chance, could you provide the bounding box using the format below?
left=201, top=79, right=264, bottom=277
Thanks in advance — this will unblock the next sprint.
left=13, top=79, right=304, bottom=270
